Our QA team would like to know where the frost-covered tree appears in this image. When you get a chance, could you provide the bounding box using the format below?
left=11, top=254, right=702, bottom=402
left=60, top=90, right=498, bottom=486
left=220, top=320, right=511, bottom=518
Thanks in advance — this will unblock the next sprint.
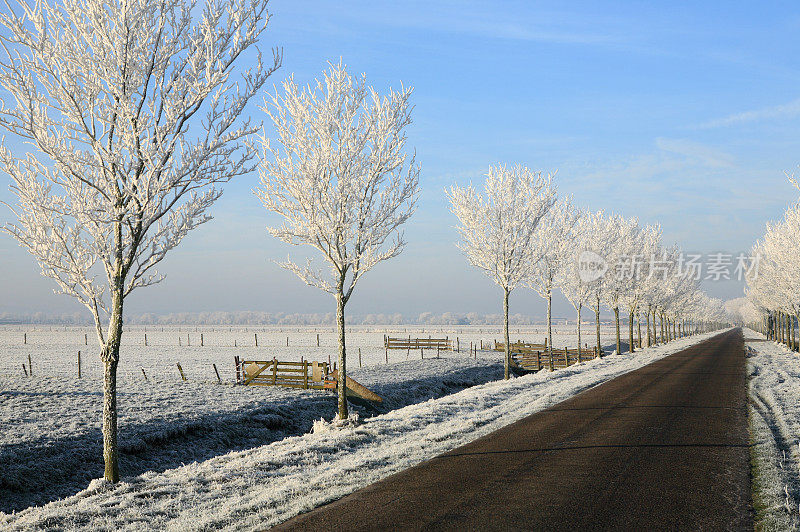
left=601, top=215, right=639, bottom=354
left=748, top=203, right=800, bottom=347
left=0, top=0, right=280, bottom=482
left=526, top=197, right=578, bottom=356
left=583, top=211, right=617, bottom=356
left=255, top=62, right=419, bottom=419
left=618, top=224, right=661, bottom=353
left=560, top=209, right=596, bottom=356
left=449, top=164, right=556, bottom=379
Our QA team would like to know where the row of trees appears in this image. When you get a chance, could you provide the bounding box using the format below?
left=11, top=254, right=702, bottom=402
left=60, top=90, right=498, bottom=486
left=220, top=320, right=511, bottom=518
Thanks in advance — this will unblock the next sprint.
left=735, top=176, right=800, bottom=348
left=449, top=165, right=727, bottom=379
left=0, top=0, right=725, bottom=485
left=0, top=0, right=418, bottom=481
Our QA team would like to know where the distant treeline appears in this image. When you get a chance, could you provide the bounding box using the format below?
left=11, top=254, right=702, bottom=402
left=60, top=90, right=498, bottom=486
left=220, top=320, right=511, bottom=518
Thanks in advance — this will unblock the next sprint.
left=0, top=311, right=594, bottom=326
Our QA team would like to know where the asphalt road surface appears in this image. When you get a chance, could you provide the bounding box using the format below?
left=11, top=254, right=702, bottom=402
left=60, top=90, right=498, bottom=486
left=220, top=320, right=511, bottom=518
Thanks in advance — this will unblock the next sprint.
left=275, top=329, right=751, bottom=531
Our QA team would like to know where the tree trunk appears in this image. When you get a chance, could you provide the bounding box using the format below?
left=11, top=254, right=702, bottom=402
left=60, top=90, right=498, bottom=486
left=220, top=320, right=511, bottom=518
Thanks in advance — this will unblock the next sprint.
left=614, top=306, right=621, bottom=355
left=637, top=312, right=642, bottom=349
left=628, top=309, right=635, bottom=353
left=596, top=296, right=602, bottom=357
left=101, top=288, right=124, bottom=483
left=102, top=356, right=119, bottom=482
left=646, top=309, right=651, bottom=347
left=547, top=288, right=553, bottom=359
left=577, top=303, right=582, bottom=358
left=336, top=289, right=348, bottom=420
left=775, top=311, right=783, bottom=343
left=656, top=310, right=661, bottom=342
left=503, top=287, right=510, bottom=380
left=787, top=312, right=792, bottom=348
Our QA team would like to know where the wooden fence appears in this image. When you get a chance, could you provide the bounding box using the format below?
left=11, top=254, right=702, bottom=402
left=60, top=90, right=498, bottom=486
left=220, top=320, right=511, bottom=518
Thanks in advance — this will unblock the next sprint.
left=235, top=356, right=332, bottom=389
left=510, top=346, right=599, bottom=372
left=384, top=336, right=453, bottom=352
left=493, top=341, right=548, bottom=352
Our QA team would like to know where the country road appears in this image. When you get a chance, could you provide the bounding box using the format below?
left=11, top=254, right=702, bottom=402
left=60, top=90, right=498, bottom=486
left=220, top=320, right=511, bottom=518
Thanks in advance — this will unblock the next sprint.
left=275, top=329, right=752, bottom=531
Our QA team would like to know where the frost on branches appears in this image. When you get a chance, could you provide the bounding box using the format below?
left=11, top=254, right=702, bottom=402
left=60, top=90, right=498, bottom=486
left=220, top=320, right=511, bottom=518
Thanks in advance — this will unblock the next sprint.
left=254, top=61, right=419, bottom=420
left=448, top=164, right=556, bottom=380
left=0, top=0, right=281, bottom=482
left=525, top=197, right=579, bottom=356
left=744, top=176, right=800, bottom=344
left=559, top=209, right=599, bottom=357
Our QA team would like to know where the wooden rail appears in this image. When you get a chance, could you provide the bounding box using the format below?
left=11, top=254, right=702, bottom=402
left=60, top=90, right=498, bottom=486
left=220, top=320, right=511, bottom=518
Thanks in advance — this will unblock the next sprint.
left=384, top=336, right=453, bottom=351
left=235, top=356, right=331, bottom=389
left=493, top=341, right=548, bottom=352
left=510, top=346, right=599, bottom=373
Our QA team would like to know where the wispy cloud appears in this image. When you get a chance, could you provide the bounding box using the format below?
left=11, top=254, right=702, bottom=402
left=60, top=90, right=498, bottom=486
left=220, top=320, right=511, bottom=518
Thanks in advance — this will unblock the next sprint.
left=443, top=20, right=621, bottom=46
left=336, top=2, right=631, bottom=47
left=655, top=138, right=735, bottom=168
left=696, top=97, right=800, bottom=129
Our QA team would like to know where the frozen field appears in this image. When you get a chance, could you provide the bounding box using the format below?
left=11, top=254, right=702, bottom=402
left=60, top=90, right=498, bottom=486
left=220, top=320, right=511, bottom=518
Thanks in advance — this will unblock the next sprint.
left=0, top=323, right=624, bottom=382
left=0, top=322, right=625, bottom=514
left=0, top=329, right=726, bottom=530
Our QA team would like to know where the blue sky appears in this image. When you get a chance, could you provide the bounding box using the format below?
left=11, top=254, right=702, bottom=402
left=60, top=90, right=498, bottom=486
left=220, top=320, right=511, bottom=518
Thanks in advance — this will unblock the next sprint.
left=2, top=0, right=800, bottom=319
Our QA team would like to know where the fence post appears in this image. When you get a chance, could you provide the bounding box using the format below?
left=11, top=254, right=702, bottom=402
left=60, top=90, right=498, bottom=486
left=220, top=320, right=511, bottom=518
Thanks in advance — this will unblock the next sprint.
left=201, top=333, right=204, bottom=347
left=85, top=333, right=88, bottom=345
left=234, top=356, right=241, bottom=384
left=272, top=358, right=277, bottom=385
left=176, top=363, right=186, bottom=381
left=77, top=351, right=81, bottom=378
left=255, top=333, right=258, bottom=347
left=144, top=333, right=147, bottom=346
left=24, top=333, right=26, bottom=345
left=317, top=334, right=320, bottom=347
left=141, top=368, right=148, bottom=382
left=28, top=354, right=32, bottom=376
left=213, top=363, right=221, bottom=384
left=303, top=358, right=308, bottom=389
left=359, top=348, right=362, bottom=368
left=22, top=363, right=27, bottom=377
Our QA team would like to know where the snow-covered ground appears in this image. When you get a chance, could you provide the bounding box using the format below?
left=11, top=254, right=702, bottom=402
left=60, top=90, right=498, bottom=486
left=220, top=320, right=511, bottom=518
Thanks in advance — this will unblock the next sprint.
left=0, top=323, right=625, bottom=381
left=0, top=322, right=622, bottom=514
left=0, top=328, right=726, bottom=530
left=745, top=328, right=800, bottom=530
